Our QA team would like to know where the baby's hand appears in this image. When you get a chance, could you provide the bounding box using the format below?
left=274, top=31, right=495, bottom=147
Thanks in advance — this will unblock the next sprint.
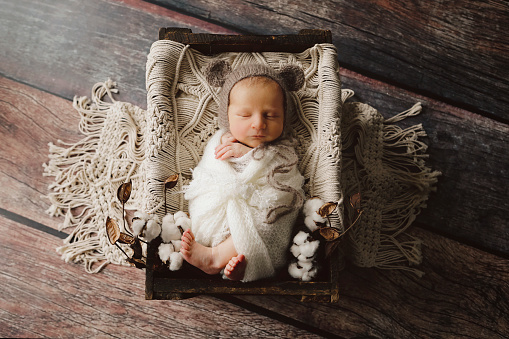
left=215, top=133, right=252, bottom=160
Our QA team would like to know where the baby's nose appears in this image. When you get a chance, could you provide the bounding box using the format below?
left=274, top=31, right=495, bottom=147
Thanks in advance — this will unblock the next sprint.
left=251, top=116, right=266, bottom=129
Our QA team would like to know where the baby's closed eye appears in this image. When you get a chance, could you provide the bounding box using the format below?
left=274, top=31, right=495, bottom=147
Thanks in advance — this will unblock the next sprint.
left=264, top=112, right=280, bottom=119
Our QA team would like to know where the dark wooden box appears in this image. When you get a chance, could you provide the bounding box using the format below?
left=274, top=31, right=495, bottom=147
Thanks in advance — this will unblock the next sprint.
left=145, top=28, right=340, bottom=302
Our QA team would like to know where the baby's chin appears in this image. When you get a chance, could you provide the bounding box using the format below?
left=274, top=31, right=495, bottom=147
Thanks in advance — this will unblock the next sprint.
left=236, top=134, right=282, bottom=148
left=246, top=140, right=263, bottom=148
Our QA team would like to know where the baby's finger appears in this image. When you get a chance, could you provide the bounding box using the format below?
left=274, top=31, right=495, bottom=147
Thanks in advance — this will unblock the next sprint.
left=215, top=142, right=230, bottom=155
left=216, top=146, right=231, bottom=160
left=218, top=150, right=234, bottom=160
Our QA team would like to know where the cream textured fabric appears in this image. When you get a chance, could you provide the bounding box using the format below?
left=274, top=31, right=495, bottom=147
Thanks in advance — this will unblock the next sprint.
left=44, top=41, right=439, bottom=275
left=44, top=81, right=146, bottom=272
left=144, top=41, right=344, bottom=229
left=341, top=99, right=440, bottom=275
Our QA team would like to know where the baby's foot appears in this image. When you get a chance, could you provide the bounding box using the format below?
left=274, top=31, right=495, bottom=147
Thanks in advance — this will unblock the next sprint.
left=180, top=229, right=222, bottom=275
left=224, top=254, right=246, bottom=281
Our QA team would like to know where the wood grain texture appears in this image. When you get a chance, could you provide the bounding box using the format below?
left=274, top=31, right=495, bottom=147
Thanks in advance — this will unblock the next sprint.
left=159, top=28, right=332, bottom=54
left=0, top=216, right=323, bottom=338
left=235, top=227, right=509, bottom=338
left=150, top=0, right=509, bottom=119
left=0, top=76, right=82, bottom=229
left=339, top=69, right=509, bottom=255
left=0, top=0, right=235, bottom=109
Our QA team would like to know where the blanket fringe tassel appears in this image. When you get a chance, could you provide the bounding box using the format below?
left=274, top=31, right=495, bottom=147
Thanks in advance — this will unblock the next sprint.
left=43, top=80, right=136, bottom=273
left=342, top=101, right=441, bottom=277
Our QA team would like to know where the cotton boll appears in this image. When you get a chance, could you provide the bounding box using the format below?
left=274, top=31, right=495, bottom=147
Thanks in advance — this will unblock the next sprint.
left=161, top=215, right=181, bottom=243
left=289, top=260, right=318, bottom=281
left=310, top=211, right=326, bottom=223
left=173, top=211, right=188, bottom=221
left=175, top=217, right=191, bottom=232
left=141, top=241, right=147, bottom=258
left=303, top=198, right=324, bottom=216
left=171, top=240, right=182, bottom=252
left=162, top=213, right=174, bottom=224
left=301, top=266, right=318, bottom=282
left=133, top=210, right=150, bottom=221
left=293, top=231, right=309, bottom=246
left=288, top=261, right=304, bottom=279
left=158, top=243, right=173, bottom=263
left=297, top=254, right=315, bottom=263
left=304, top=216, right=319, bottom=232
left=298, top=261, right=313, bottom=271
left=290, top=244, right=301, bottom=258
left=144, top=219, right=161, bottom=242
left=300, top=239, right=320, bottom=258
left=132, top=219, right=146, bottom=237
left=148, top=214, right=161, bottom=224
left=169, top=252, right=183, bottom=271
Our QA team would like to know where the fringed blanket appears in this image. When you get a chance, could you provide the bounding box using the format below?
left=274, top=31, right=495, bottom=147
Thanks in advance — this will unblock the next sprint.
left=44, top=43, right=439, bottom=276
left=44, top=80, right=439, bottom=276
left=185, top=131, right=305, bottom=282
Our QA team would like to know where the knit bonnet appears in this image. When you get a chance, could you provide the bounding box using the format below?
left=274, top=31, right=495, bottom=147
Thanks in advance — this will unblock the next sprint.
left=204, top=61, right=305, bottom=138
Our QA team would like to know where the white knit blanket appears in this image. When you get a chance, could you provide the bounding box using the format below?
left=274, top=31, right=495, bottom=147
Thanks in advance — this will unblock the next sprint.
left=185, top=131, right=304, bottom=282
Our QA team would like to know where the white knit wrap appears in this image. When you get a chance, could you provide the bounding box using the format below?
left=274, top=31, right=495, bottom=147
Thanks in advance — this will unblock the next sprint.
left=184, top=131, right=304, bottom=282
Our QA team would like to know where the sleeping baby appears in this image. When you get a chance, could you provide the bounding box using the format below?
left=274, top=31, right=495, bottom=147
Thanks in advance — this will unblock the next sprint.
left=180, top=61, right=305, bottom=282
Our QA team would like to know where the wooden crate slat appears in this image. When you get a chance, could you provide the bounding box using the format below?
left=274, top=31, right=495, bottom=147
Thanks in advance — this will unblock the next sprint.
left=159, top=28, right=332, bottom=54
left=152, top=279, right=333, bottom=295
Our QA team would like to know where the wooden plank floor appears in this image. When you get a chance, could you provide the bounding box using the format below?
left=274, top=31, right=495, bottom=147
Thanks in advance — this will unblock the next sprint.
left=1, top=0, right=508, bottom=337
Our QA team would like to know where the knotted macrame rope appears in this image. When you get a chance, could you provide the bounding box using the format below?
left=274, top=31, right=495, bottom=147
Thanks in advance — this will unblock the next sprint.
left=44, top=80, right=147, bottom=272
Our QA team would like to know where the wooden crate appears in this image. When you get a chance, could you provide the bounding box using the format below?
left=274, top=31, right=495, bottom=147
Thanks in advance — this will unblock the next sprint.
left=145, top=28, right=341, bottom=302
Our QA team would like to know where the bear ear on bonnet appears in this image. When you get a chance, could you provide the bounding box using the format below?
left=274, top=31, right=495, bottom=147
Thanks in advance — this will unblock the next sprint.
left=204, top=60, right=232, bottom=87
left=278, top=64, right=305, bottom=92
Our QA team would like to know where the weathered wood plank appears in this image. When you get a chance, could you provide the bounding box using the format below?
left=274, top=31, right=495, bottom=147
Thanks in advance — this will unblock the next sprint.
left=234, top=227, right=509, bottom=338
left=339, top=69, right=509, bottom=255
left=0, top=0, right=236, bottom=108
left=150, top=0, right=508, bottom=119
left=0, top=76, right=81, bottom=228
left=0, top=216, right=322, bottom=338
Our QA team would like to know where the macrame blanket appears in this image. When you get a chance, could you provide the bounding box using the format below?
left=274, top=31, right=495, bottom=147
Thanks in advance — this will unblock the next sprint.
left=44, top=42, right=439, bottom=275
left=186, top=131, right=304, bottom=282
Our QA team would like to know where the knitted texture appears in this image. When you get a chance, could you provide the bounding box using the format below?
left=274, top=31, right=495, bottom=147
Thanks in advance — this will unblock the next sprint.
left=144, top=41, right=344, bottom=231
left=43, top=80, right=147, bottom=272
left=185, top=131, right=304, bottom=282
left=207, top=62, right=305, bottom=137
left=44, top=41, right=439, bottom=274
left=341, top=96, right=440, bottom=276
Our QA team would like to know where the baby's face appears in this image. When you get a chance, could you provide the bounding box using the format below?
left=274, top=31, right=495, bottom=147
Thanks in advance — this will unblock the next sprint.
left=227, top=78, right=285, bottom=148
